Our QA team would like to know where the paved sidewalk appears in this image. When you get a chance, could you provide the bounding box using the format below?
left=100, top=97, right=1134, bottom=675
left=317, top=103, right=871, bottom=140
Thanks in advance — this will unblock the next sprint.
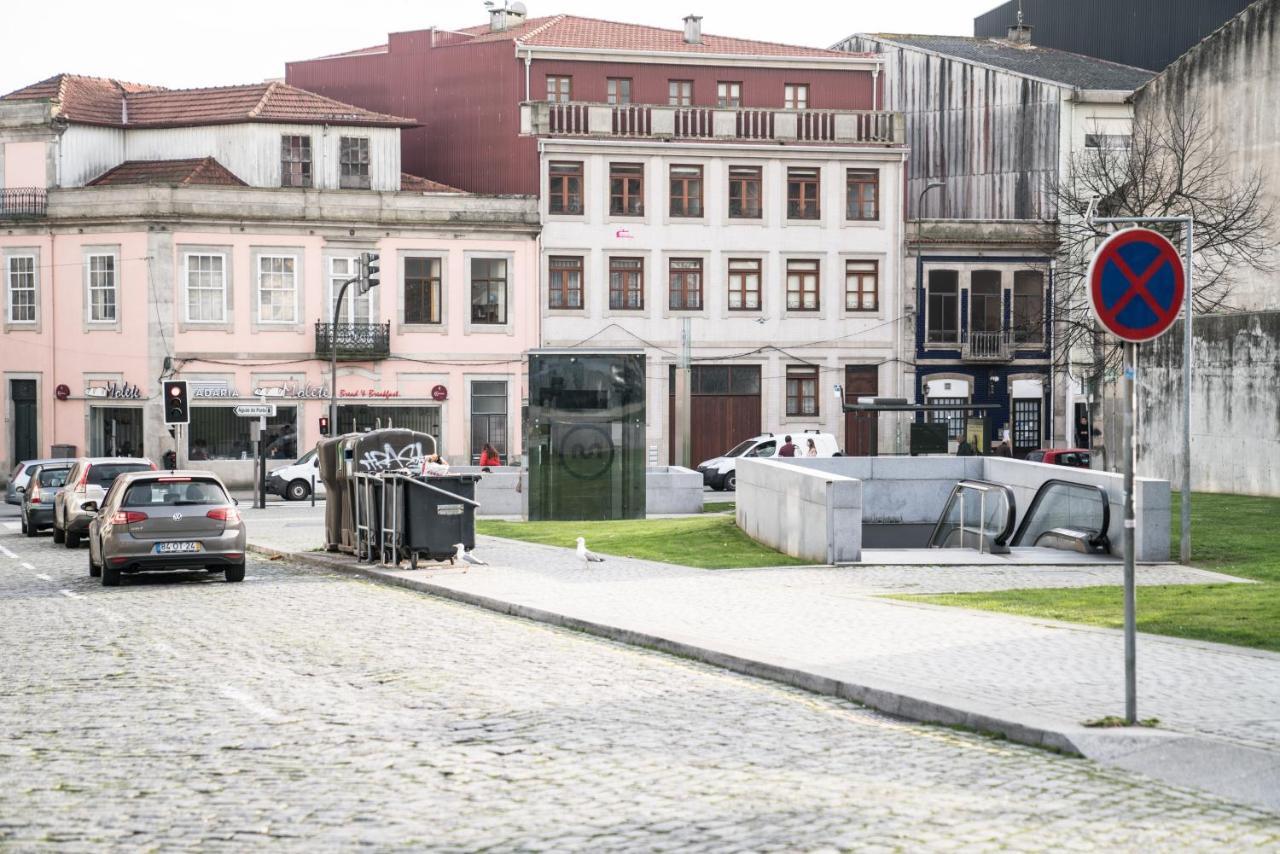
left=243, top=506, right=1280, bottom=813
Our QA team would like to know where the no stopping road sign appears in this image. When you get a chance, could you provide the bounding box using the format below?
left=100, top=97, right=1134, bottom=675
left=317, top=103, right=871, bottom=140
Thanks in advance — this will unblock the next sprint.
left=1087, top=227, right=1185, bottom=342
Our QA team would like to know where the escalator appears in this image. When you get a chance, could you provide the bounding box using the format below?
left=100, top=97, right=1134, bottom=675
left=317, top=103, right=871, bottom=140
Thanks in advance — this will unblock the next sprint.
left=928, top=477, right=1112, bottom=556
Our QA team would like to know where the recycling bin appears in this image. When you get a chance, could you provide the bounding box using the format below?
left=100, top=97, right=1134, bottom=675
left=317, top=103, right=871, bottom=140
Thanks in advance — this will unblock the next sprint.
left=399, top=474, right=481, bottom=568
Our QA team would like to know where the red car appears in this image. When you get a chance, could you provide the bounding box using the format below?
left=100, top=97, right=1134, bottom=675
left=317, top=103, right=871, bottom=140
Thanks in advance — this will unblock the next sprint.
left=1025, top=448, right=1092, bottom=468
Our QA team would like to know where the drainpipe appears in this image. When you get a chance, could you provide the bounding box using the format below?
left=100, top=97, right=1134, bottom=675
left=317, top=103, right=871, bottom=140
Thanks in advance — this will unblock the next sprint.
left=1048, top=256, right=1056, bottom=448
left=524, top=49, right=532, bottom=102
left=872, top=60, right=880, bottom=112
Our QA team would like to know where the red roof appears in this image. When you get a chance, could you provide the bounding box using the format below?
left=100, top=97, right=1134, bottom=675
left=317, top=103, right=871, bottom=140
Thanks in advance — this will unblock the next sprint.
left=87, top=158, right=248, bottom=188
left=2, top=74, right=416, bottom=128
left=309, top=14, right=871, bottom=60
left=399, top=173, right=466, bottom=194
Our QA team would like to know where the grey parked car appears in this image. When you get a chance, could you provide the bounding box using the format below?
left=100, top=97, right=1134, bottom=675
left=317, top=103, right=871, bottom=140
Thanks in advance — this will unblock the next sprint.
left=86, top=470, right=247, bottom=586
left=54, top=457, right=155, bottom=548
left=6, top=458, right=69, bottom=505
left=20, top=462, right=74, bottom=536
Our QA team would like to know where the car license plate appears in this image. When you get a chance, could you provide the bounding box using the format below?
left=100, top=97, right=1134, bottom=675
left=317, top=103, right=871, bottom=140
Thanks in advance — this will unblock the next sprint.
left=154, top=542, right=202, bottom=554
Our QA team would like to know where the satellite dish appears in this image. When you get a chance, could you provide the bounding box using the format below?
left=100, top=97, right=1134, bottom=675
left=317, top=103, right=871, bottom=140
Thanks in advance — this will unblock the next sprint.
left=510, top=1, right=527, bottom=14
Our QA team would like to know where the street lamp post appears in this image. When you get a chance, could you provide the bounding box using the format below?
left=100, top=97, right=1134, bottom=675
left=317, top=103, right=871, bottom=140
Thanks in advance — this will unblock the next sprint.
left=329, top=252, right=381, bottom=439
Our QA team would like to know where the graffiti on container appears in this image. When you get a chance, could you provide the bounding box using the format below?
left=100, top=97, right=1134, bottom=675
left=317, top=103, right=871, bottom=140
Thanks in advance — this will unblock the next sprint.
left=358, top=442, right=426, bottom=472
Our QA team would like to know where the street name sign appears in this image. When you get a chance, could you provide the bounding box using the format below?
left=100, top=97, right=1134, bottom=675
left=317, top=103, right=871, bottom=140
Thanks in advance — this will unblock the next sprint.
left=1087, top=227, right=1185, bottom=343
left=234, top=404, right=277, bottom=418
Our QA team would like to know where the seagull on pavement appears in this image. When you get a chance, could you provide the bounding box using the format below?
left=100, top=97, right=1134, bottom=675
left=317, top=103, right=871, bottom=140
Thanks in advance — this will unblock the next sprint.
left=454, top=543, right=488, bottom=566
left=576, top=537, right=606, bottom=565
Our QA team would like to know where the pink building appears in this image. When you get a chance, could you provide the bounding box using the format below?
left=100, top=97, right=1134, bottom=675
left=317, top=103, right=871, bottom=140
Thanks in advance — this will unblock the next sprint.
left=0, top=75, right=538, bottom=486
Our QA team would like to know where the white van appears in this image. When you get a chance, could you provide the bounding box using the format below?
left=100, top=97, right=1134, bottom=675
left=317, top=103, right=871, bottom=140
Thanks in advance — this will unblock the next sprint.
left=265, top=448, right=326, bottom=501
left=697, top=431, right=840, bottom=491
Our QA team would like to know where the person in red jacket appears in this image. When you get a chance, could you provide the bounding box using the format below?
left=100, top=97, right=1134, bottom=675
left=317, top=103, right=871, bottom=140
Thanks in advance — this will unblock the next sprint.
left=479, top=443, right=501, bottom=469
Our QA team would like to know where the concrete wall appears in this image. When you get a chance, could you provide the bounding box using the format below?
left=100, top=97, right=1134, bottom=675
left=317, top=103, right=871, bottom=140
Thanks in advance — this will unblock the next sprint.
left=736, top=458, right=862, bottom=564
left=1139, top=312, right=1280, bottom=497
left=646, top=467, right=704, bottom=515
left=459, top=466, right=704, bottom=518
left=779, top=456, right=983, bottom=524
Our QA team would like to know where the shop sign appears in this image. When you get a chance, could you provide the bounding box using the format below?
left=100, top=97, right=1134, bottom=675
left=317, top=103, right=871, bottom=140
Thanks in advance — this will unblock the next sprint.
left=431, top=385, right=448, bottom=401
left=339, top=389, right=401, bottom=399
left=54, top=384, right=71, bottom=401
left=254, top=383, right=329, bottom=400
left=192, top=382, right=239, bottom=399
left=84, top=381, right=143, bottom=400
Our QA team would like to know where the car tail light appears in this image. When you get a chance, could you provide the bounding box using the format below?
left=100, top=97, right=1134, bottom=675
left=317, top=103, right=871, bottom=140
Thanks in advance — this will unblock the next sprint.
left=76, top=465, right=91, bottom=493
left=149, top=461, right=158, bottom=471
left=207, top=507, right=241, bottom=523
left=30, top=489, right=41, bottom=505
left=112, top=510, right=148, bottom=525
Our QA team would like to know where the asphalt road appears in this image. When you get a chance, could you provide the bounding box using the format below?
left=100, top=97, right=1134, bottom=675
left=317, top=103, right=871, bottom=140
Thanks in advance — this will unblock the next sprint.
left=0, top=507, right=1275, bottom=850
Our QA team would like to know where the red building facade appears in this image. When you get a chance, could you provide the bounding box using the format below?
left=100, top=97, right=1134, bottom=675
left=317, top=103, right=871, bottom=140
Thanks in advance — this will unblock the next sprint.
left=287, top=12, right=885, bottom=195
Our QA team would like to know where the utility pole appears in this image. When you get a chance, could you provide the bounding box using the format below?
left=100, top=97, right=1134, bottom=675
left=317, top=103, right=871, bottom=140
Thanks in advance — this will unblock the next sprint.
left=673, top=316, right=692, bottom=469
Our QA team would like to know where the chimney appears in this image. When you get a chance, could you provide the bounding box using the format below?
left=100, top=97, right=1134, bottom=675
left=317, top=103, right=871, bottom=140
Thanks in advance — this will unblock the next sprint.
left=489, top=1, right=527, bottom=33
left=1006, top=23, right=1033, bottom=45
left=683, top=14, right=702, bottom=45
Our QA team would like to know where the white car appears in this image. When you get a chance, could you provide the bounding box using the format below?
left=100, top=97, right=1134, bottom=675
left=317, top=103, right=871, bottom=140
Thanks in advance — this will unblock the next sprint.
left=697, top=431, right=840, bottom=491
left=265, top=449, right=326, bottom=501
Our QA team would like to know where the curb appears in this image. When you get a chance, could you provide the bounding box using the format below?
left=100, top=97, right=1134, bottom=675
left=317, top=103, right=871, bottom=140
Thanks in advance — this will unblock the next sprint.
left=249, top=542, right=1084, bottom=754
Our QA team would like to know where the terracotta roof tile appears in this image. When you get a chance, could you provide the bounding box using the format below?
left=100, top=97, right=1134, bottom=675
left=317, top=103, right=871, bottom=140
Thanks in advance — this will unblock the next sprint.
left=399, top=172, right=466, bottom=193
left=443, top=14, right=868, bottom=58
left=87, top=158, right=248, bottom=187
left=2, top=74, right=416, bottom=128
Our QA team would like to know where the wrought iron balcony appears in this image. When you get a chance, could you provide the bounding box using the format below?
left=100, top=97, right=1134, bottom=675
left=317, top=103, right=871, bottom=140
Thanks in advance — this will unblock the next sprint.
left=521, top=101, right=904, bottom=145
left=963, top=330, right=1013, bottom=362
left=0, top=188, right=48, bottom=218
left=315, top=321, right=391, bottom=360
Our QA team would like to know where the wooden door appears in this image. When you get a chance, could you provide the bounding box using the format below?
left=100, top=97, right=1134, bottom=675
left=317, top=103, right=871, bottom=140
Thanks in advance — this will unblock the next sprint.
left=843, top=366, right=878, bottom=456
left=669, top=365, right=761, bottom=466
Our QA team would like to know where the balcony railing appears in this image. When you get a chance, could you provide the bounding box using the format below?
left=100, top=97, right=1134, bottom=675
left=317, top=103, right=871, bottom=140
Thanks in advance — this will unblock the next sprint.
left=0, top=188, right=48, bottom=218
left=523, top=102, right=904, bottom=145
left=963, top=330, right=1013, bottom=362
left=315, top=321, right=391, bottom=360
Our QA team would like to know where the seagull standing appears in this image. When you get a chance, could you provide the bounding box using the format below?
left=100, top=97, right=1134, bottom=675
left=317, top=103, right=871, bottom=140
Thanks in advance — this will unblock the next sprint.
left=576, top=537, right=606, bottom=566
left=454, top=543, right=488, bottom=566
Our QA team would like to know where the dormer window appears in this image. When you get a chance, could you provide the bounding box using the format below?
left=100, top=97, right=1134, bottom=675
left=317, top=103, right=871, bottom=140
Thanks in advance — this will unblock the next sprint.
left=281, top=135, right=312, bottom=188
left=340, top=137, right=371, bottom=189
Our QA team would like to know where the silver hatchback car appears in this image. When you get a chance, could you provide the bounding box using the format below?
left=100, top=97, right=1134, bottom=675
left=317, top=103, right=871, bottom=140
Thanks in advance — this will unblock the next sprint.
left=86, top=471, right=247, bottom=586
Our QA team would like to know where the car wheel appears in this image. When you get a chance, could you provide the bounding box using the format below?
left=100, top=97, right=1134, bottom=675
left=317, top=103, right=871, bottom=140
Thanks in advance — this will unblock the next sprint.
left=101, top=561, right=121, bottom=587
left=725, top=473, right=737, bottom=491
left=224, top=562, right=246, bottom=583
left=53, top=521, right=65, bottom=544
left=88, top=544, right=102, bottom=578
left=65, top=530, right=81, bottom=549
left=286, top=479, right=310, bottom=501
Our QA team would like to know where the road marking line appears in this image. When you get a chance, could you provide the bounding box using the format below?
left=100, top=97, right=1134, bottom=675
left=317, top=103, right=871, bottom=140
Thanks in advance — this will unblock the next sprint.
left=59, top=589, right=83, bottom=599
left=0, top=544, right=18, bottom=559
left=219, top=685, right=285, bottom=723
left=36, top=573, right=52, bottom=581
left=22, top=562, right=35, bottom=570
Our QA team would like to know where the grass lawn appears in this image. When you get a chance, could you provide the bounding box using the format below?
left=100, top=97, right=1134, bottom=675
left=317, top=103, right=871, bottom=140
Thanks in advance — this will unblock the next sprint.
left=904, top=493, right=1280, bottom=652
left=476, top=515, right=808, bottom=570
left=703, top=502, right=736, bottom=513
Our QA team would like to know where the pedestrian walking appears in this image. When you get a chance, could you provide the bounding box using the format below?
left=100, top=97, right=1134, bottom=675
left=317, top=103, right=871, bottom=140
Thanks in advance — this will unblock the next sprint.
left=778, top=435, right=796, bottom=457
left=805, top=438, right=818, bottom=457
left=956, top=438, right=975, bottom=456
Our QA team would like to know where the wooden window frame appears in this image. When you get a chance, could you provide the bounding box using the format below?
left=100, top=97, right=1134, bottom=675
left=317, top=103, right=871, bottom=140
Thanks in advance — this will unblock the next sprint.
left=727, top=258, right=761, bottom=311
left=184, top=253, right=228, bottom=324
left=787, top=167, right=820, bottom=220
left=608, top=257, right=644, bottom=310
left=784, top=83, right=810, bottom=110
left=785, top=365, right=819, bottom=417
left=548, top=161, right=584, bottom=215
left=548, top=255, right=584, bottom=310
left=404, top=256, right=442, bottom=325
left=845, top=169, right=879, bottom=221
left=470, top=258, right=508, bottom=325
left=280, top=135, right=312, bottom=188
left=609, top=162, right=644, bottom=217
left=926, top=270, right=960, bottom=344
left=844, top=260, right=879, bottom=312
left=7, top=255, right=37, bottom=323
left=86, top=253, right=117, bottom=323
left=668, top=164, right=704, bottom=218
left=716, top=81, right=742, bottom=108
left=339, top=136, right=371, bottom=189
left=668, top=258, right=703, bottom=311
left=668, top=79, right=693, bottom=106
left=256, top=254, right=299, bottom=325
left=546, top=75, right=572, bottom=103
left=786, top=259, right=821, bottom=312
left=607, top=77, right=632, bottom=105
left=728, top=165, right=762, bottom=219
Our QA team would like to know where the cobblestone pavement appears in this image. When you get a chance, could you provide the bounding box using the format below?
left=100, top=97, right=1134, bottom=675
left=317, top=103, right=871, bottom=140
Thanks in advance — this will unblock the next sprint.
left=3, top=529, right=1279, bottom=850
left=229, top=506, right=1280, bottom=756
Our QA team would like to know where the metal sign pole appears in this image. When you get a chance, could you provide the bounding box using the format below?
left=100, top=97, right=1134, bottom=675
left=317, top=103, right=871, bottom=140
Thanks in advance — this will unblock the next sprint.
left=1181, top=219, right=1194, bottom=564
left=1123, top=341, right=1138, bottom=724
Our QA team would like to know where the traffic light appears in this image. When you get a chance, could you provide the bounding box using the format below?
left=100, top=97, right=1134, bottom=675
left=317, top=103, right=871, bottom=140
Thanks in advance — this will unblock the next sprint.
left=359, top=251, right=381, bottom=294
left=163, top=381, right=190, bottom=425
left=318, top=415, right=331, bottom=437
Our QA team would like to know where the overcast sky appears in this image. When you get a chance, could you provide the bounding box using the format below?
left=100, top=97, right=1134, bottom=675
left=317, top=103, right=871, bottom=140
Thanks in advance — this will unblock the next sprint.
left=2, top=0, right=999, bottom=95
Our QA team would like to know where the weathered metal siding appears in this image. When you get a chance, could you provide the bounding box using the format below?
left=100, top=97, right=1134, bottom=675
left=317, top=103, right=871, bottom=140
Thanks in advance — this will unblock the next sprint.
left=59, top=125, right=125, bottom=187
left=531, top=60, right=877, bottom=110
left=835, top=35, right=1061, bottom=220
left=974, top=0, right=1253, bottom=74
